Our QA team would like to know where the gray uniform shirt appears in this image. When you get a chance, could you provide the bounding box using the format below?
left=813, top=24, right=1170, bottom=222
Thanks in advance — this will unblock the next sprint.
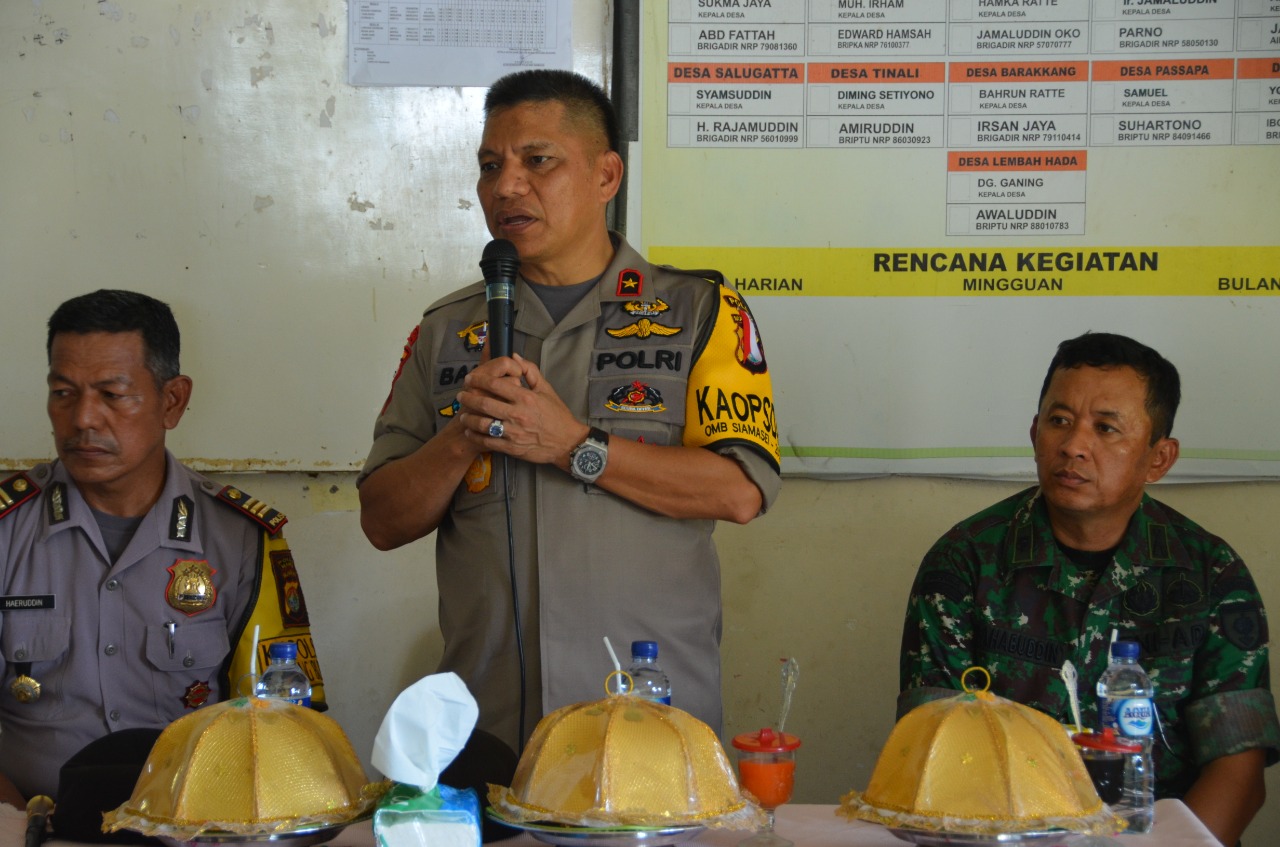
left=0, top=455, right=274, bottom=797
left=361, top=237, right=781, bottom=748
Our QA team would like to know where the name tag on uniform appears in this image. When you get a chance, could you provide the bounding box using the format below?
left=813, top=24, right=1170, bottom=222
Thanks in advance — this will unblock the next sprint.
left=1, top=595, right=55, bottom=610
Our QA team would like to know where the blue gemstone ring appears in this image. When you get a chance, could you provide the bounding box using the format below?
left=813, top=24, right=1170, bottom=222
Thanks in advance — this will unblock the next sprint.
left=487, top=419, right=505, bottom=438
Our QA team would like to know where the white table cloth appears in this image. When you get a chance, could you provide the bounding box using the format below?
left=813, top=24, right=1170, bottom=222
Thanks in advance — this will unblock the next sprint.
left=10, top=801, right=1217, bottom=847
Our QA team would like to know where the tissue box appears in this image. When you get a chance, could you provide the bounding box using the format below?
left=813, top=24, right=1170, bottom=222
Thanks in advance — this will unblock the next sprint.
left=374, top=782, right=481, bottom=847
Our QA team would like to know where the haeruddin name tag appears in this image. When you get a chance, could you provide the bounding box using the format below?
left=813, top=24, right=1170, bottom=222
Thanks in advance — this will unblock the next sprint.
left=1, top=595, right=55, bottom=610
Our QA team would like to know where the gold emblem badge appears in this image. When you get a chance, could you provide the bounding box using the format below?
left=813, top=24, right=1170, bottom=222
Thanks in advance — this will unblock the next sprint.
left=10, top=674, right=40, bottom=703
left=166, top=559, right=218, bottom=615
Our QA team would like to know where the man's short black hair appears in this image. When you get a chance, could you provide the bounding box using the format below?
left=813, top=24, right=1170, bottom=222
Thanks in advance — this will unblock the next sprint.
left=1038, top=331, right=1181, bottom=443
left=47, top=289, right=181, bottom=387
left=484, top=69, right=620, bottom=154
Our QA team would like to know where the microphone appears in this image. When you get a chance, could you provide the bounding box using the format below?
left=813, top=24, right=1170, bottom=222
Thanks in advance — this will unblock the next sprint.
left=25, top=795, right=53, bottom=847
left=480, top=239, right=519, bottom=359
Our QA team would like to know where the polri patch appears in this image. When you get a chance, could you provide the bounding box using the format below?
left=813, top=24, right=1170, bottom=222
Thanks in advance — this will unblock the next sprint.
left=269, top=549, right=311, bottom=628
left=381, top=324, right=421, bottom=414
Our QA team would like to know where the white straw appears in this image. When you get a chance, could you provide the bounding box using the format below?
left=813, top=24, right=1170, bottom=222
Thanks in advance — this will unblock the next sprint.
left=603, top=637, right=623, bottom=694
left=1060, top=660, right=1082, bottom=732
left=250, top=625, right=261, bottom=677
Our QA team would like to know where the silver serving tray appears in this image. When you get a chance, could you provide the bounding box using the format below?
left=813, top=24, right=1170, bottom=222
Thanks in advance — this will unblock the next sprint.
left=485, top=809, right=704, bottom=847
left=888, top=827, right=1089, bottom=846
left=154, top=817, right=361, bottom=847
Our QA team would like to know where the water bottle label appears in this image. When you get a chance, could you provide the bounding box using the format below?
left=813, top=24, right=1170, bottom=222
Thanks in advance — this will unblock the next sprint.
left=657, top=696, right=671, bottom=706
left=1115, top=697, right=1154, bottom=737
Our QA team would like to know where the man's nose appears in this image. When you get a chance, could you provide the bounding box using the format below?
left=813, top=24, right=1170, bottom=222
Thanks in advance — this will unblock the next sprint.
left=71, top=394, right=104, bottom=429
left=1059, top=422, right=1091, bottom=457
left=491, top=163, right=529, bottom=198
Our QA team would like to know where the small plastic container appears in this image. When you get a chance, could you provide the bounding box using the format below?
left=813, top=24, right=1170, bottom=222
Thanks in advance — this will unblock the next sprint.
left=1071, top=727, right=1138, bottom=806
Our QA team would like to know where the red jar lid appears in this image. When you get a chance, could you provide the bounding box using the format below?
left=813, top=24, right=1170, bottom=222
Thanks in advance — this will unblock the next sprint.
left=1072, top=726, right=1140, bottom=753
left=732, top=727, right=801, bottom=753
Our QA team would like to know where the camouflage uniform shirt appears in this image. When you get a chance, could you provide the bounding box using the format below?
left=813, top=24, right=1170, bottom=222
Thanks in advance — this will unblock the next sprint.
left=900, top=486, right=1280, bottom=799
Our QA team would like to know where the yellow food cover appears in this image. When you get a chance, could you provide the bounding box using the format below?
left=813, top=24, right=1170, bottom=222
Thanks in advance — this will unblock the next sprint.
left=839, top=685, right=1122, bottom=836
left=489, top=694, right=764, bottom=830
left=103, top=697, right=388, bottom=839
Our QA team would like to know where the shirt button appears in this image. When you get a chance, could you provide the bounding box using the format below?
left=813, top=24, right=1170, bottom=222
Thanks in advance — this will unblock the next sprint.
left=183, top=656, right=195, bottom=668
left=104, top=644, right=118, bottom=656
left=109, top=710, right=121, bottom=722
left=106, top=579, right=121, bottom=591
left=14, top=649, right=26, bottom=661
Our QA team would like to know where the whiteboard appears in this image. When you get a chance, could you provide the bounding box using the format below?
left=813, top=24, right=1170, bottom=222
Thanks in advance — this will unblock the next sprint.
left=1, top=1, right=607, bottom=471
left=636, top=1, right=1280, bottom=481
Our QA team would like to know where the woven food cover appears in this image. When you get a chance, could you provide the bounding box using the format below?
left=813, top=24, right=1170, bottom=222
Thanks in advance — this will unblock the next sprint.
left=103, top=697, right=388, bottom=839
left=488, top=694, right=764, bottom=830
left=839, top=682, right=1122, bottom=836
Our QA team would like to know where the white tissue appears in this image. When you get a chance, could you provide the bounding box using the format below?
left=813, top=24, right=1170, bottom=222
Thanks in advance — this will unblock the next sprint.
left=371, top=672, right=479, bottom=789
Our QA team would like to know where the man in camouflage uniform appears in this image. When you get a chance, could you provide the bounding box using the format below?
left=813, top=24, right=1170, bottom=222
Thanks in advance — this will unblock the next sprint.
left=900, top=332, right=1279, bottom=845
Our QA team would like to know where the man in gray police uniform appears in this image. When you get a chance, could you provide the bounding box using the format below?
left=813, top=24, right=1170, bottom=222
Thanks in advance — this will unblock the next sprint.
left=359, top=70, right=781, bottom=752
left=0, top=290, right=325, bottom=807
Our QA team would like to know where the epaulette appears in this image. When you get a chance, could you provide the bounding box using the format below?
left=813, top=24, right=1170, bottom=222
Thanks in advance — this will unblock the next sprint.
left=212, top=485, right=288, bottom=535
left=0, top=472, right=40, bottom=520
left=658, top=264, right=726, bottom=287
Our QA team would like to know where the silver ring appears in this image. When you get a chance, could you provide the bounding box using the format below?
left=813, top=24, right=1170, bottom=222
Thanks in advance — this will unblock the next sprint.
left=487, top=419, right=505, bottom=438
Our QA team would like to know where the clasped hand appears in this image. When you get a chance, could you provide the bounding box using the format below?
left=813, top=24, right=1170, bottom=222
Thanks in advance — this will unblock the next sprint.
left=455, top=354, right=584, bottom=467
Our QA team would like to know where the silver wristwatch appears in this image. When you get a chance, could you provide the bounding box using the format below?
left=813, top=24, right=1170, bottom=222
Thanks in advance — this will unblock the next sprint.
left=569, top=426, right=610, bottom=485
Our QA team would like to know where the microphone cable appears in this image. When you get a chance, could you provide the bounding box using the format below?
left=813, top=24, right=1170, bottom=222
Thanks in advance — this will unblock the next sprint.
left=501, top=452, right=527, bottom=748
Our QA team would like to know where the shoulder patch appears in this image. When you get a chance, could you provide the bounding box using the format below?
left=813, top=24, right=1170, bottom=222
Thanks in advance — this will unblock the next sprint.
left=213, top=486, right=288, bottom=534
left=0, top=472, right=40, bottom=520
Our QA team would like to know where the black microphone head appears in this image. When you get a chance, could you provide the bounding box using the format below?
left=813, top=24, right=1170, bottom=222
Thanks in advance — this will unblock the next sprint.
left=480, top=239, right=520, bottom=278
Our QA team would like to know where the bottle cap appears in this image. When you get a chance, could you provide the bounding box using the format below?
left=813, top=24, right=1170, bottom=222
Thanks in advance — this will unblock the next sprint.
left=267, top=641, right=298, bottom=660
left=1071, top=726, right=1140, bottom=753
left=1110, top=640, right=1140, bottom=660
left=631, top=640, right=658, bottom=660
left=732, top=727, right=801, bottom=753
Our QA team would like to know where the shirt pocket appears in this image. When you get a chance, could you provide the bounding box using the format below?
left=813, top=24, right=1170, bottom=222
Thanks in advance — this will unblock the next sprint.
left=144, top=618, right=231, bottom=713
left=1, top=613, right=71, bottom=719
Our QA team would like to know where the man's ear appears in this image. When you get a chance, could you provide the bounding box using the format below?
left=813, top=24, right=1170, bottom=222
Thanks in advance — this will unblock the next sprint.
left=597, top=150, right=623, bottom=204
left=1029, top=414, right=1040, bottom=448
left=162, top=375, right=193, bottom=430
left=1145, top=437, right=1180, bottom=483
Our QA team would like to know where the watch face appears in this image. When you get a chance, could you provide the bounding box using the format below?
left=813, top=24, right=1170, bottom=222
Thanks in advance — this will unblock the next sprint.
left=576, top=449, right=605, bottom=477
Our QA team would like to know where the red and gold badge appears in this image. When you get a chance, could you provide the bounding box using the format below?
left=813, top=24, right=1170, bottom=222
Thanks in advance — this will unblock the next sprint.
left=182, top=680, right=212, bottom=709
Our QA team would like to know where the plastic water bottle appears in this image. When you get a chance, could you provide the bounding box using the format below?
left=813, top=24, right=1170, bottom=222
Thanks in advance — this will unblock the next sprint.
left=254, top=641, right=312, bottom=707
left=626, top=640, right=672, bottom=705
left=1096, top=640, right=1155, bottom=832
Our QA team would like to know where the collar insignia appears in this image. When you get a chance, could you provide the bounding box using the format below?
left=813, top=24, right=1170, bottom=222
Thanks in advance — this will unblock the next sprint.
left=47, top=483, right=68, bottom=524
left=170, top=495, right=194, bottom=541
left=166, top=559, right=218, bottom=616
left=616, top=269, right=643, bottom=297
